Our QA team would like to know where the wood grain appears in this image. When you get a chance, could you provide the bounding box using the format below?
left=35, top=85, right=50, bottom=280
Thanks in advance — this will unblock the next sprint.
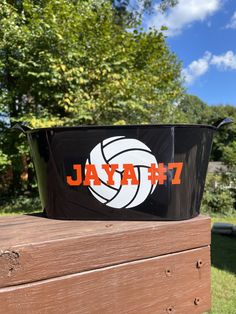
left=0, top=215, right=210, bottom=288
left=0, top=246, right=211, bottom=314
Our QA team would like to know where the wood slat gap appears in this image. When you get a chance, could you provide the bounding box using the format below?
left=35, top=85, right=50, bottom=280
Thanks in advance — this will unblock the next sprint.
left=0, top=244, right=211, bottom=290
left=0, top=247, right=211, bottom=314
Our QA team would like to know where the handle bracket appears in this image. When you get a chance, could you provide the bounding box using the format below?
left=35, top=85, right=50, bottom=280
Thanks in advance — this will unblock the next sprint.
left=214, top=117, right=233, bottom=129
left=12, top=123, right=32, bottom=134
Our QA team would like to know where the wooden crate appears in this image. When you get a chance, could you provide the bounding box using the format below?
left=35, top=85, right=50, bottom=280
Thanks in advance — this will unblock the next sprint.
left=0, top=214, right=211, bottom=314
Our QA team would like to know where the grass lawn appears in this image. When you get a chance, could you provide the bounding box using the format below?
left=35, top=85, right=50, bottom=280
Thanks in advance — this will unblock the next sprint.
left=0, top=200, right=235, bottom=313
left=210, top=216, right=236, bottom=314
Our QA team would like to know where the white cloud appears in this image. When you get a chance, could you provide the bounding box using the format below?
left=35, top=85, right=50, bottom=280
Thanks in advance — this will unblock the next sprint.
left=211, top=51, right=236, bottom=70
left=182, top=52, right=212, bottom=84
left=146, top=0, right=221, bottom=36
left=226, top=11, right=236, bottom=29
left=182, top=50, right=236, bottom=85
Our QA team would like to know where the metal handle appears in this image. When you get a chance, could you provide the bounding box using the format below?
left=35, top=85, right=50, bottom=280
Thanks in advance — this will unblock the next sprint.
left=214, top=117, right=233, bottom=129
left=11, top=123, right=32, bottom=134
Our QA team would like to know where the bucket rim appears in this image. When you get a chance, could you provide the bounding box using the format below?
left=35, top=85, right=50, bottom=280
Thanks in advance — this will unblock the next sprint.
left=22, top=123, right=218, bottom=133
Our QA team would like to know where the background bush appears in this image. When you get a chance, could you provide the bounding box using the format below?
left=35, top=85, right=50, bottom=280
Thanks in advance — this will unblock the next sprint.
left=201, top=171, right=236, bottom=216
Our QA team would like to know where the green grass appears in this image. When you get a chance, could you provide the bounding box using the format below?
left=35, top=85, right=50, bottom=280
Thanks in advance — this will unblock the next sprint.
left=0, top=195, right=41, bottom=215
left=211, top=216, right=236, bottom=224
left=210, top=216, right=236, bottom=314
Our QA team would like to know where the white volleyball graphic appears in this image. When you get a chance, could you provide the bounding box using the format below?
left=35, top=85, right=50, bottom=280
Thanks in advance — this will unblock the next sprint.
left=85, top=136, right=158, bottom=209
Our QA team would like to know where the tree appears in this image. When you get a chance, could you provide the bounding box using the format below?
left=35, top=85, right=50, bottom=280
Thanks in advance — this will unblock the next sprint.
left=178, top=95, right=235, bottom=167
left=205, top=105, right=236, bottom=164
left=0, top=0, right=183, bottom=196
left=177, top=94, right=210, bottom=124
left=112, top=0, right=178, bottom=27
left=178, top=97, right=236, bottom=214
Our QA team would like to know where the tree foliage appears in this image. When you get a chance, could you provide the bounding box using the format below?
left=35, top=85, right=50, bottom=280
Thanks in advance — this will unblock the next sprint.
left=0, top=0, right=183, bottom=196
left=206, top=105, right=236, bottom=166
left=112, top=0, right=178, bottom=27
left=0, top=0, right=183, bottom=126
left=178, top=96, right=236, bottom=215
left=177, top=94, right=210, bottom=124
left=178, top=96, right=236, bottom=167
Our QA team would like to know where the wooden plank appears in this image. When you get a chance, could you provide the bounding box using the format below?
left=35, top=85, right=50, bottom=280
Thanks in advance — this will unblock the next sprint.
left=0, top=246, right=211, bottom=314
left=0, top=214, right=211, bottom=246
left=0, top=215, right=210, bottom=288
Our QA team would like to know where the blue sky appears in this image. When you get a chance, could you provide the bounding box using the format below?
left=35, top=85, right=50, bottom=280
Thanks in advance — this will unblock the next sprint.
left=142, top=0, right=236, bottom=106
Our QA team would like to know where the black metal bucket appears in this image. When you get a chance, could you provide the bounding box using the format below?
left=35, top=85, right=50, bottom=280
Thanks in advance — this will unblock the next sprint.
left=13, top=118, right=232, bottom=220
